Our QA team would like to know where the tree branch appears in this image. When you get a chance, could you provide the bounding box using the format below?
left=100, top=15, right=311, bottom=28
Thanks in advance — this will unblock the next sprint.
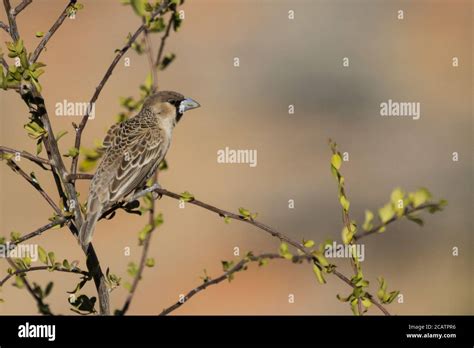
left=160, top=253, right=308, bottom=315
left=154, top=11, right=174, bottom=69
left=3, top=0, right=19, bottom=40
left=29, top=0, right=76, bottom=64
left=4, top=158, right=62, bottom=215
left=353, top=203, right=441, bottom=241
left=143, top=28, right=157, bottom=91
left=5, top=257, right=53, bottom=315
left=3, top=217, right=68, bottom=250
left=119, top=173, right=159, bottom=315
left=0, top=264, right=88, bottom=287
left=70, top=0, right=170, bottom=175
left=148, top=187, right=390, bottom=316
left=0, top=20, right=9, bottom=33
left=0, top=145, right=51, bottom=169
left=12, top=0, right=32, bottom=15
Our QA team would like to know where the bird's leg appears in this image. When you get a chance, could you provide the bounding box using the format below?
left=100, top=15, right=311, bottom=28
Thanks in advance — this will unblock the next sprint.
left=128, top=182, right=162, bottom=202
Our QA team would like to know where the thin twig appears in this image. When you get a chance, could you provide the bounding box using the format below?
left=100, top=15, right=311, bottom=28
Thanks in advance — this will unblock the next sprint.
left=154, top=11, right=174, bottom=69
left=0, top=145, right=51, bottom=168
left=149, top=187, right=390, bottom=316
left=0, top=20, right=9, bottom=33
left=119, top=173, right=159, bottom=315
left=70, top=0, right=170, bottom=175
left=4, top=217, right=68, bottom=249
left=5, top=159, right=62, bottom=215
left=0, top=265, right=88, bottom=287
left=29, top=0, right=76, bottom=64
left=12, top=0, right=32, bottom=15
left=143, top=28, right=157, bottom=91
left=160, top=253, right=308, bottom=315
left=6, top=257, right=53, bottom=315
left=0, top=56, right=8, bottom=70
left=3, top=0, right=19, bottom=40
left=353, top=203, right=441, bottom=241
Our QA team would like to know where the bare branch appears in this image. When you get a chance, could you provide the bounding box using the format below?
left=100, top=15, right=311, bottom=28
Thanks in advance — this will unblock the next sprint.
left=29, top=0, right=77, bottom=64
left=4, top=217, right=68, bottom=250
left=70, top=0, right=170, bottom=175
left=3, top=0, right=19, bottom=40
left=160, top=253, right=308, bottom=315
left=4, top=158, right=62, bottom=215
left=0, top=145, right=51, bottom=168
left=0, top=20, right=9, bottom=33
left=12, top=0, right=32, bottom=15
left=119, top=173, right=158, bottom=315
left=0, top=56, right=8, bottom=71
left=154, top=12, right=174, bottom=69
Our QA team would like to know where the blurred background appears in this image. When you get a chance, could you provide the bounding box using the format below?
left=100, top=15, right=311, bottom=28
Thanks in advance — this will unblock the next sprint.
left=0, top=0, right=472, bottom=315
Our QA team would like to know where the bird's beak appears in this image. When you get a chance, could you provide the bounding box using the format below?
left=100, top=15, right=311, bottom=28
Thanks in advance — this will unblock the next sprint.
left=179, top=98, right=200, bottom=113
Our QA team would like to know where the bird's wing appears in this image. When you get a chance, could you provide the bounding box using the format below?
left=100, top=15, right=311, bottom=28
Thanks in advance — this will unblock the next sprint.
left=107, top=126, right=165, bottom=202
left=102, top=122, right=121, bottom=149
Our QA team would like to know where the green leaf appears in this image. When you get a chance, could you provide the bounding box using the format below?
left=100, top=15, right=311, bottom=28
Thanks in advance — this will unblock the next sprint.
left=412, top=188, right=431, bottom=208
left=361, top=297, right=372, bottom=308
left=38, top=246, right=48, bottom=264
left=221, top=260, right=233, bottom=272
left=44, top=282, right=53, bottom=297
left=331, top=153, right=342, bottom=170
left=406, top=214, right=424, bottom=226
left=180, top=191, right=194, bottom=202
left=339, top=195, right=350, bottom=211
left=362, top=210, right=374, bottom=231
left=341, top=223, right=356, bottom=245
left=312, top=263, right=326, bottom=284
left=390, top=187, right=405, bottom=205
left=145, top=258, right=155, bottom=267
left=279, top=242, right=292, bottom=260
left=62, top=259, right=71, bottom=270
left=138, top=224, right=153, bottom=244
left=64, top=147, right=79, bottom=158
left=47, top=251, right=55, bottom=265
left=378, top=203, right=394, bottom=224
left=127, top=262, right=138, bottom=277
left=10, top=231, right=21, bottom=242
left=159, top=53, right=176, bottom=70
left=55, top=130, right=68, bottom=142
left=131, top=0, right=146, bottom=16
left=312, top=250, right=329, bottom=267
left=303, top=239, right=315, bottom=248
left=14, top=39, right=24, bottom=54
left=30, top=77, right=42, bottom=92
left=149, top=17, right=165, bottom=32
left=35, top=31, right=44, bottom=38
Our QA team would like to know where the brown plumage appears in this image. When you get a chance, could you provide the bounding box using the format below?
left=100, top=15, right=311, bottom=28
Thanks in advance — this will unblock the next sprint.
left=79, top=91, right=200, bottom=247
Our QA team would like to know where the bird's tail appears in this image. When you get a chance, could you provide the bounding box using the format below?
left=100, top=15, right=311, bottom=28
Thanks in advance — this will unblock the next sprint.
left=79, top=197, right=102, bottom=248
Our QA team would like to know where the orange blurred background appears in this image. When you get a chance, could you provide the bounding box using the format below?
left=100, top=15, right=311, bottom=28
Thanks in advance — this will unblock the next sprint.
left=0, top=0, right=472, bottom=315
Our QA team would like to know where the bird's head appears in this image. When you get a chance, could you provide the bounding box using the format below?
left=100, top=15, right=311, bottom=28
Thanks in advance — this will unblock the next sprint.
left=142, top=90, right=200, bottom=123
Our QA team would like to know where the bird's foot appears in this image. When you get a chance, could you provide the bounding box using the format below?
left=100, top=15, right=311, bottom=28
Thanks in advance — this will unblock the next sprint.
left=128, top=182, right=162, bottom=202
